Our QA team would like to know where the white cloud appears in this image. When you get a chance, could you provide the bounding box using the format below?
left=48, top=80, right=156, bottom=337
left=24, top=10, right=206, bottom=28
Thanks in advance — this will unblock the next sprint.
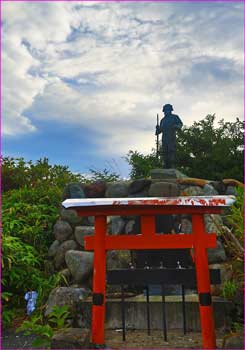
left=3, top=1, right=244, bottom=155
left=3, top=35, right=46, bottom=135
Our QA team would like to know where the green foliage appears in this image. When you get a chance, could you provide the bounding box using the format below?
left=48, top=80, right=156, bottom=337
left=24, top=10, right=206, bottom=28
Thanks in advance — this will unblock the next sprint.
left=221, top=188, right=244, bottom=329
left=176, top=115, right=244, bottom=181
left=2, top=308, right=15, bottom=329
left=16, top=306, right=71, bottom=348
left=231, top=322, right=244, bottom=332
left=221, top=280, right=238, bottom=299
left=226, top=187, right=244, bottom=244
left=126, top=149, right=162, bottom=179
left=2, top=187, right=60, bottom=254
left=2, top=234, right=41, bottom=289
left=1, top=157, right=84, bottom=328
left=218, top=189, right=244, bottom=329
left=48, top=305, right=71, bottom=329
left=88, top=167, right=120, bottom=182
left=17, top=314, right=54, bottom=348
left=35, top=273, right=69, bottom=310
left=2, top=185, right=61, bottom=315
left=2, top=157, right=85, bottom=192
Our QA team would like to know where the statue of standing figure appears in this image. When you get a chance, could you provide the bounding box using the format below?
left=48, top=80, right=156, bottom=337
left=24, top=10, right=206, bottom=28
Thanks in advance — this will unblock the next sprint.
left=155, top=104, right=183, bottom=169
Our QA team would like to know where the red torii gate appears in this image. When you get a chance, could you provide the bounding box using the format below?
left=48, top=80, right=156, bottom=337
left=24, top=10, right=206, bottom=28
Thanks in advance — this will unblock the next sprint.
left=63, top=195, right=235, bottom=349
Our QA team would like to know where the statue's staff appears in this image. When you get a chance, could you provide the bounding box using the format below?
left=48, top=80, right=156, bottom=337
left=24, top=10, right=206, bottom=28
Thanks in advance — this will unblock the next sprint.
left=156, top=113, right=159, bottom=159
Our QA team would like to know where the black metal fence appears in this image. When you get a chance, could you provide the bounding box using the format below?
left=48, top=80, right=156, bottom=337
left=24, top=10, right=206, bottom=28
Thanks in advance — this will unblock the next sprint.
left=107, top=268, right=221, bottom=342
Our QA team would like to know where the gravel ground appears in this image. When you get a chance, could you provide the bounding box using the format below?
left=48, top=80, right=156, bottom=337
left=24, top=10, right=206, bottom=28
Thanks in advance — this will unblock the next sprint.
left=106, top=329, right=224, bottom=349
left=2, top=329, right=44, bottom=349
left=2, top=329, right=225, bottom=349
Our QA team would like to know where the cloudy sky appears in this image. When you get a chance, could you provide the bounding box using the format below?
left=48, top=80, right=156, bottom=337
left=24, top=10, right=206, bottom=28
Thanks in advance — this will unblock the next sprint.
left=3, top=1, right=244, bottom=177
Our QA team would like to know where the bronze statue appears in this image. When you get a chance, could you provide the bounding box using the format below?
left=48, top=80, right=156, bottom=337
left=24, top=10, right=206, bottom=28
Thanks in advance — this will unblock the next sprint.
left=155, top=104, right=183, bottom=168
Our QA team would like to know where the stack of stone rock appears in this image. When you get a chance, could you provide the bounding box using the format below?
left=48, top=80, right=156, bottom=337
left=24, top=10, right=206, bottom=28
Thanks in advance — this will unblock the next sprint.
left=47, top=169, right=241, bottom=285
left=45, top=169, right=242, bottom=347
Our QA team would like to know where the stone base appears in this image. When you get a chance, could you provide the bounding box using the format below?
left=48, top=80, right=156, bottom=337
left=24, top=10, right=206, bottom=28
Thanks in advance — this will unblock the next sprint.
left=150, top=168, right=186, bottom=180
left=223, top=332, right=244, bottom=349
left=83, top=294, right=232, bottom=331
left=51, top=328, right=90, bottom=349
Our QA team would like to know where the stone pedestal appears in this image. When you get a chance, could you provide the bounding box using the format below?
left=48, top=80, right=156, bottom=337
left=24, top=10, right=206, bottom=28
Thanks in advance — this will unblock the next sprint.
left=150, top=168, right=186, bottom=180
left=51, top=328, right=90, bottom=349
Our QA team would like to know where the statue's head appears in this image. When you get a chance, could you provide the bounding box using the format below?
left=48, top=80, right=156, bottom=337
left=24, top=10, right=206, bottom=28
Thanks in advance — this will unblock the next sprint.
left=163, top=104, right=173, bottom=115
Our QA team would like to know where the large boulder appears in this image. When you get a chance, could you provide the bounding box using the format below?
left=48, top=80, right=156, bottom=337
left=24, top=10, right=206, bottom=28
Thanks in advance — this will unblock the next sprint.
left=87, top=216, right=95, bottom=226
left=203, top=183, right=218, bottom=195
left=128, top=179, right=152, bottom=195
left=150, top=168, right=186, bottom=179
left=207, top=239, right=227, bottom=264
left=105, top=181, right=129, bottom=197
left=128, top=190, right=149, bottom=198
left=107, top=250, right=131, bottom=270
left=48, top=240, right=60, bottom=257
left=54, top=240, right=78, bottom=270
left=60, top=208, right=83, bottom=226
left=209, top=181, right=226, bottom=194
left=53, top=220, right=73, bottom=242
left=180, top=217, right=192, bottom=233
left=51, top=328, right=90, bottom=349
left=74, top=226, right=94, bottom=247
left=65, top=250, right=94, bottom=283
left=209, top=262, right=233, bottom=295
left=223, top=332, right=244, bottom=349
left=148, top=182, right=179, bottom=197
left=83, top=181, right=106, bottom=198
left=44, top=260, right=55, bottom=275
left=45, top=287, right=89, bottom=316
left=181, top=186, right=203, bottom=196
left=109, top=216, right=126, bottom=235
left=204, top=214, right=223, bottom=233
left=225, top=185, right=237, bottom=196
left=62, top=182, right=85, bottom=200
left=125, top=219, right=135, bottom=234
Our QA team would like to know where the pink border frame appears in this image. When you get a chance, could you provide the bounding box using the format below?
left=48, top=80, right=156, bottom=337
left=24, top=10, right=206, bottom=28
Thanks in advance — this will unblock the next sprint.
left=0, top=1, right=244, bottom=349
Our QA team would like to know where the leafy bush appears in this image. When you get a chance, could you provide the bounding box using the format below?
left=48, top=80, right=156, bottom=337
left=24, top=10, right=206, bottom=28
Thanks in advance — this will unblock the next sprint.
left=226, top=187, right=244, bottom=244
left=2, top=157, right=85, bottom=192
left=176, top=115, right=244, bottom=181
left=1, top=157, right=85, bottom=328
left=2, top=187, right=60, bottom=254
left=2, top=184, right=61, bottom=308
left=221, top=280, right=238, bottom=300
left=2, top=156, right=122, bottom=328
left=126, top=149, right=161, bottom=179
left=88, top=168, right=120, bottom=182
left=221, top=188, right=244, bottom=330
left=17, top=305, right=70, bottom=348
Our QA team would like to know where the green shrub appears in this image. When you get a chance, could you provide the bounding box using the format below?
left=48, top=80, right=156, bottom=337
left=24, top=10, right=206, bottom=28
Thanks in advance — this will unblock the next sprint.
left=2, top=187, right=60, bottom=255
left=16, top=305, right=71, bottom=348
left=221, top=280, right=238, bottom=300
left=126, top=149, right=161, bottom=179
left=89, top=168, right=120, bottom=182
left=226, top=187, right=244, bottom=244
left=1, top=157, right=83, bottom=327
left=1, top=156, right=121, bottom=328
left=2, top=157, right=84, bottom=192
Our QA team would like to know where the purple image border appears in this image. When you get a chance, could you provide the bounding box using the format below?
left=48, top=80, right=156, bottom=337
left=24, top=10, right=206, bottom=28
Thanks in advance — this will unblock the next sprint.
left=0, top=0, right=244, bottom=2
left=0, top=0, right=244, bottom=349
